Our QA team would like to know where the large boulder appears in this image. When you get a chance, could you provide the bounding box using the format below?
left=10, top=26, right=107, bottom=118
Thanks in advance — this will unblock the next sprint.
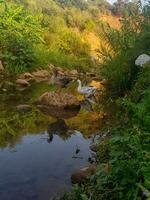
left=135, top=54, right=150, bottom=67
left=36, top=92, right=80, bottom=119
left=37, top=92, right=80, bottom=108
left=71, top=164, right=96, bottom=184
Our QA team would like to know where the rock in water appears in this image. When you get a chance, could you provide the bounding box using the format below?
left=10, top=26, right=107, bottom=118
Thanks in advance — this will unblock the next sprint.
left=135, top=54, right=150, bottom=67
left=16, top=104, right=32, bottom=113
left=23, top=72, right=33, bottom=79
left=32, top=70, right=49, bottom=78
left=37, top=92, right=80, bottom=108
left=71, top=164, right=96, bottom=184
left=32, top=70, right=50, bottom=82
left=16, top=79, right=30, bottom=87
left=36, top=92, right=80, bottom=119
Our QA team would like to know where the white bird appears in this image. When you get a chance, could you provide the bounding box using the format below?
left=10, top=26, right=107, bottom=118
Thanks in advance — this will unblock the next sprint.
left=77, top=79, right=97, bottom=97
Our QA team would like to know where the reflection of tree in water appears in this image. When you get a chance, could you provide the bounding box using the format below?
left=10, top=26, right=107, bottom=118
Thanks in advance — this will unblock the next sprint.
left=0, top=109, right=50, bottom=148
left=0, top=88, right=102, bottom=148
left=80, top=99, right=94, bottom=112
left=47, top=119, right=70, bottom=142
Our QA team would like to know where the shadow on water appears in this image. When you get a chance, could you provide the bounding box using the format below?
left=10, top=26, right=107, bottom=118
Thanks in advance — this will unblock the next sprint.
left=0, top=81, right=103, bottom=200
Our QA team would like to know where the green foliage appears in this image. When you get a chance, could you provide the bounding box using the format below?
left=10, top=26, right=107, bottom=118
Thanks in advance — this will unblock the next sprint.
left=2, top=37, right=35, bottom=73
left=0, top=0, right=104, bottom=73
left=55, top=31, right=90, bottom=56
left=0, top=3, right=43, bottom=73
left=41, top=49, right=92, bottom=71
left=62, top=66, right=150, bottom=200
left=62, top=3, right=150, bottom=200
left=99, top=5, right=150, bottom=96
left=55, top=0, right=88, bottom=10
left=65, top=7, right=95, bottom=31
left=111, top=0, right=140, bottom=17
left=118, top=66, right=150, bottom=130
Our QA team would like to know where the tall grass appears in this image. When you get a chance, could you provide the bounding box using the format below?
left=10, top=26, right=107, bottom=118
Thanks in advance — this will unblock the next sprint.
left=33, top=46, right=93, bottom=71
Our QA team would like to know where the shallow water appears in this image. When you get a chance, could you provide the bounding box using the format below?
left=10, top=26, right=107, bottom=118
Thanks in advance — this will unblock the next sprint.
left=0, top=81, right=101, bottom=200
left=0, top=132, right=92, bottom=199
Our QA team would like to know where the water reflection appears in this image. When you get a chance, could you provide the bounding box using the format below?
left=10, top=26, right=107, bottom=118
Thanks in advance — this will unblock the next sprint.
left=36, top=104, right=80, bottom=119
left=0, top=81, right=102, bottom=199
left=0, top=131, right=92, bottom=200
left=80, top=99, right=94, bottom=112
left=47, top=119, right=69, bottom=143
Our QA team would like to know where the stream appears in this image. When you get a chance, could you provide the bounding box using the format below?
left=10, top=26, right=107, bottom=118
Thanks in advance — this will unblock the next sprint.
left=0, top=80, right=103, bottom=200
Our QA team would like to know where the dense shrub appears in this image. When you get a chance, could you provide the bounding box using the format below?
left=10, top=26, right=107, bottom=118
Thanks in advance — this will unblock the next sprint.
left=64, top=7, right=95, bottom=31
left=0, top=4, right=42, bottom=73
left=56, top=31, right=90, bottom=56
left=99, top=6, right=150, bottom=96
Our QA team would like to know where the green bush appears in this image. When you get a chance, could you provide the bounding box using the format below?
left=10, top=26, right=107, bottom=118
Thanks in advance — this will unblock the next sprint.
left=99, top=9, right=150, bottom=96
left=118, top=66, right=150, bottom=130
left=56, top=31, right=90, bottom=56
left=0, top=4, right=43, bottom=73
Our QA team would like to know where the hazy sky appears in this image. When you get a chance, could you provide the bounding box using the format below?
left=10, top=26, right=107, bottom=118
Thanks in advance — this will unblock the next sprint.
left=107, top=0, right=146, bottom=5
left=107, top=0, right=116, bottom=3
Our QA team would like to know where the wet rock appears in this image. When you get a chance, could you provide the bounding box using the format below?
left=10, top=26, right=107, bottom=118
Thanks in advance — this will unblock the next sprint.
left=16, top=104, right=32, bottom=112
left=23, top=72, right=33, bottom=79
left=71, top=164, right=96, bottom=184
left=16, top=79, right=30, bottom=87
left=0, top=60, right=4, bottom=72
left=135, top=54, right=150, bottom=67
left=32, top=70, right=49, bottom=78
left=70, top=70, right=78, bottom=77
left=50, top=68, right=72, bottom=88
left=90, top=143, right=98, bottom=152
left=37, top=92, right=80, bottom=108
left=36, top=92, right=80, bottom=118
left=19, top=72, right=34, bottom=81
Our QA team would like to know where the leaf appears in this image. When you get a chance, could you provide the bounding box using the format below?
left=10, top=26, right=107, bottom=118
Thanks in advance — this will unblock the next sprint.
left=81, top=194, right=88, bottom=200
